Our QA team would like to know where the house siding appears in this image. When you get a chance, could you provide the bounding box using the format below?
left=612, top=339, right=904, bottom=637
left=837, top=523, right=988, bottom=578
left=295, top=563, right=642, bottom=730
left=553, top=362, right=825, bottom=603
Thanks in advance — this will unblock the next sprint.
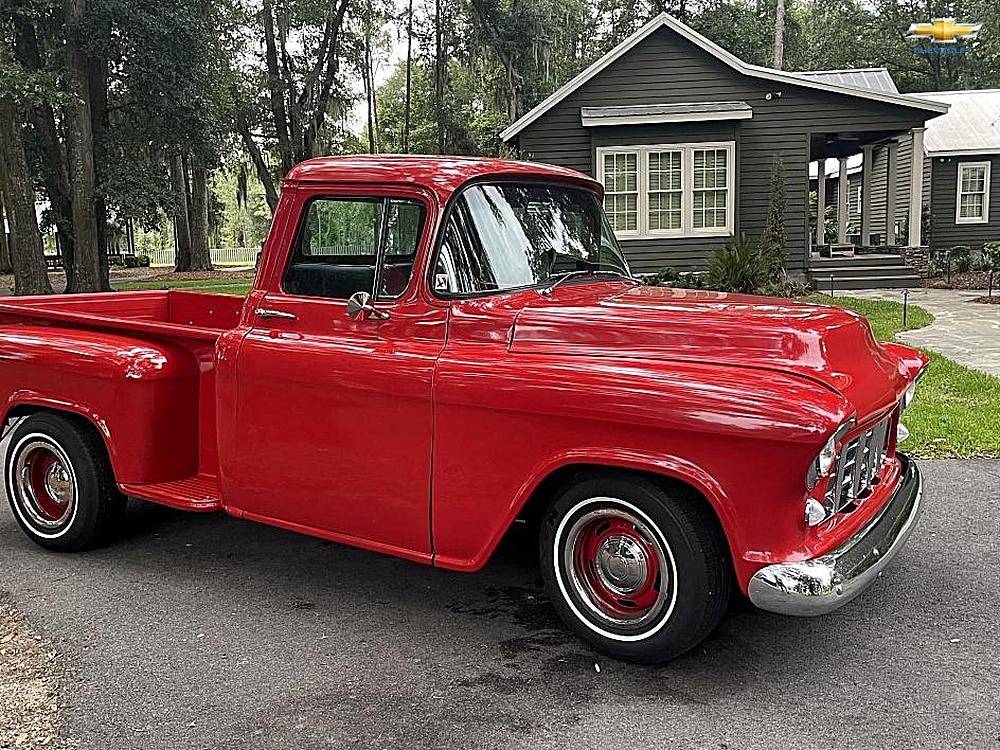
left=514, top=26, right=935, bottom=274
left=929, top=154, right=1000, bottom=251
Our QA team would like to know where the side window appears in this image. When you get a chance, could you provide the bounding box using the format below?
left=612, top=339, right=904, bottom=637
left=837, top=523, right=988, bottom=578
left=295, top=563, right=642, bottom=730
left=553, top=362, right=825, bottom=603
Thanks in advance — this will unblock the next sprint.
left=381, top=201, right=422, bottom=298
left=284, top=197, right=422, bottom=300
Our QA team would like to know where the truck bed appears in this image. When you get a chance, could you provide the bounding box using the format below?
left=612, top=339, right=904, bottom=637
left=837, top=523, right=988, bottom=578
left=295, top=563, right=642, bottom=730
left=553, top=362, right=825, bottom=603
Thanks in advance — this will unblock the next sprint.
left=0, top=290, right=244, bottom=508
left=0, top=290, right=245, bottom=340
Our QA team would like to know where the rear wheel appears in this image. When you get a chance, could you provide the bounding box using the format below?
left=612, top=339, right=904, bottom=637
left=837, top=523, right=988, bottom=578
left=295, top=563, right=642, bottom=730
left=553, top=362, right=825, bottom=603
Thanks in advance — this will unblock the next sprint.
left=539, top=472, right=731, bottom=664
left=5, top=413, right=126, bottom=552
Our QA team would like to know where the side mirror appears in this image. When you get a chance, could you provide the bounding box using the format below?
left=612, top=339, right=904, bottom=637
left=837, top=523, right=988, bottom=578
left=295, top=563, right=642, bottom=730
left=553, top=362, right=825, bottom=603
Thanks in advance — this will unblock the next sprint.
left=346, top=291, right=389, bottom=321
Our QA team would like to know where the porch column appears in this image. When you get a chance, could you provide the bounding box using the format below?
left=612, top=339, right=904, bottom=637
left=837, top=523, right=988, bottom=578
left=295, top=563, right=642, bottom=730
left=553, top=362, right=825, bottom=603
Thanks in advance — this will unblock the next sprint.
left=815, top=160, right=827, bottom=247
left=837, top=157, right=849, bottom=244
left=908, top=127, right=926, bottom=247
left=885, top=141, right=900, bottom=245
left=860, top=144, right=874, bottom=247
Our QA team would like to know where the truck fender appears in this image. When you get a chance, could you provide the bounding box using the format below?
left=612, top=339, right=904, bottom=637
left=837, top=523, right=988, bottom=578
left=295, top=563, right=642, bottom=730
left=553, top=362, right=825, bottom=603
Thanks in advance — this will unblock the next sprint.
left=0, top=326, right=200, bottom=484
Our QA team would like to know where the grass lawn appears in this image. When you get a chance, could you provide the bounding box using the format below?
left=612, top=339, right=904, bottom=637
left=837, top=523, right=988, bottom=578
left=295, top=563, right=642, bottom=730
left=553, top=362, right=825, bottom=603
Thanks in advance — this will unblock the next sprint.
left=809, top=295, right=1000, bottom=459
left=113, top=277, right=253, bottom=296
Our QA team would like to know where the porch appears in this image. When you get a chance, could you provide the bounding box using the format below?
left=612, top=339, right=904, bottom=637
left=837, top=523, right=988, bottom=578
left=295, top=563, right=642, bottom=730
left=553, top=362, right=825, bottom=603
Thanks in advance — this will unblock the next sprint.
left=807, top=127, right=927, bottom=290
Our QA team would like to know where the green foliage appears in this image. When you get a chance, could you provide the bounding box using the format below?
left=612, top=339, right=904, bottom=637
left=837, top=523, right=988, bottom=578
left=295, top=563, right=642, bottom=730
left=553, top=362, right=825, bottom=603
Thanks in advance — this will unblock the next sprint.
left=810, top=295, right=1000, bottom=458
left=641, top=266, right=707, bottom=289
left=930, top=245, right=972, bottom=280
left=705, top=235, right=769, bottom=294
left=760, top=156, right=787, bottom=278
left=983, top=241, right=1000, bottom=297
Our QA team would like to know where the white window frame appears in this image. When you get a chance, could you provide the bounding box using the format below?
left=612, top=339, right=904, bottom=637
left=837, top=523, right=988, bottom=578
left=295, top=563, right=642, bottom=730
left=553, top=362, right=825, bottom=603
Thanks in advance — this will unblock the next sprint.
left=596, top=142, right=736, bottom=239
left=955, top=161, right=991, bottom=225
left=600, top=151, right=641, bottom=237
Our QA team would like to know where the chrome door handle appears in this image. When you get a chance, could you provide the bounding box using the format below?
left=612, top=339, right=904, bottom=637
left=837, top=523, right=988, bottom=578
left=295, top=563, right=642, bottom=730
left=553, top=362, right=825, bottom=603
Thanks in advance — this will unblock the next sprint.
left=254, top=308, right=297, bottom=320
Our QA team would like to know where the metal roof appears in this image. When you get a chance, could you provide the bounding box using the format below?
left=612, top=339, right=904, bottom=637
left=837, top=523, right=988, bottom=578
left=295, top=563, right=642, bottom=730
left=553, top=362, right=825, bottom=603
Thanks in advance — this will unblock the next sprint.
left=580, top=101, right=752, bottom=126
left=791, top=68, right=899, bottom=95
left=500, top=14, right=948, bottom=142
left=913, top=89, right=1000, bottom=155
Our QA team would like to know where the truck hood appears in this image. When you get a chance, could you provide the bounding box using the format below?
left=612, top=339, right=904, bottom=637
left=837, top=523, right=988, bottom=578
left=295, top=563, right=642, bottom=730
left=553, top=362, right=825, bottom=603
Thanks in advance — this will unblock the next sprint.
left=509, top=284, right=909, bottom=412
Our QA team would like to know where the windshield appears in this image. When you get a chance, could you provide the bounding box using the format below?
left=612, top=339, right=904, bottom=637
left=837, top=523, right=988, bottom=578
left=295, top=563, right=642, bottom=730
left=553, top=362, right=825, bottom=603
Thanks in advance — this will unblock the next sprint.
left=432, top=183, right=631, bottom=295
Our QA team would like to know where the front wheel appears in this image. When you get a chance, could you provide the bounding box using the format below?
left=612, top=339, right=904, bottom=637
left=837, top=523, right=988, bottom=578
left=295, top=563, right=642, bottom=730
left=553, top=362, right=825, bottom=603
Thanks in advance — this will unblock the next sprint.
left=5, top=413, right=126, bottom=552
left=539, top=472, right=731, bottom=664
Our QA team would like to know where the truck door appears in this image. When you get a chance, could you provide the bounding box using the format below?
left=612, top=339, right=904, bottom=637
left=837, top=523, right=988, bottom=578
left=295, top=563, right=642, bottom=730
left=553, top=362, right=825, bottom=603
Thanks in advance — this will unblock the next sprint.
left=227, top=187, right=446, bottom=561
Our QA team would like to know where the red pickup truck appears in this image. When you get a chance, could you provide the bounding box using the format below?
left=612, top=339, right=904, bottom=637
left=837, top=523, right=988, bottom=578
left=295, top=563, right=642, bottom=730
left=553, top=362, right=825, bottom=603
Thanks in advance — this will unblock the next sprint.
left=0, top=156, right=926, bottom=663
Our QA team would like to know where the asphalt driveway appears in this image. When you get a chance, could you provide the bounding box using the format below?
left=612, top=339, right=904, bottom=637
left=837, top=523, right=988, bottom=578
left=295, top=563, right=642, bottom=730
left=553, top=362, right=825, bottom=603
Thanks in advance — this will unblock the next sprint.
left=1, top=459, right=997, bottom=749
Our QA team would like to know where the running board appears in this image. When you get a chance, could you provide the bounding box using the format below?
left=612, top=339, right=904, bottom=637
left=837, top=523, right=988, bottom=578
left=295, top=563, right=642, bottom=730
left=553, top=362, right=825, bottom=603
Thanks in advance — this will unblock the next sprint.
left=120, top=473, right=222, bottom=512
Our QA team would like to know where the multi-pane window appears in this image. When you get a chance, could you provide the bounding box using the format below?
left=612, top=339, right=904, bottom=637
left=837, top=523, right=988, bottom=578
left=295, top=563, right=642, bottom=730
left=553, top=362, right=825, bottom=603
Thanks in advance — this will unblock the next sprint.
left=692, top=148, right=728, bottom=230
left=598, top=143, right=734, bottom=238
left=647, top=150, right=682, bottom=231
left=602, top=152, right=638, bottom=233
left=956, top=162, right=990, bottom=224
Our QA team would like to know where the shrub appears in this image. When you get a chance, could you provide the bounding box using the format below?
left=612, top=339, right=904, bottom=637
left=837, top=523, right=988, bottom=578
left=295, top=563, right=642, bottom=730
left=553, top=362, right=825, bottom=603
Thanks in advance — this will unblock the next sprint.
left=983, top=242, right=1000, bottom=298
left=641, top=267, right=707, bottom=289
left=760, top=157, right=786, bottom=279
left=705, top=235, right=768, bottom=294
left=953, top=246, right=973, bottom=273
left=929, top=245, right=972, bottom=282
left=650, top=266, right=681, bottom=286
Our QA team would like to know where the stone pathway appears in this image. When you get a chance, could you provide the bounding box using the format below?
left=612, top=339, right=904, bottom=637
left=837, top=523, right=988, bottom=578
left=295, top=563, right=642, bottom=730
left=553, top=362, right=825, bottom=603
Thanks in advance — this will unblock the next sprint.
left=845, top=288, right=1000, bottom=377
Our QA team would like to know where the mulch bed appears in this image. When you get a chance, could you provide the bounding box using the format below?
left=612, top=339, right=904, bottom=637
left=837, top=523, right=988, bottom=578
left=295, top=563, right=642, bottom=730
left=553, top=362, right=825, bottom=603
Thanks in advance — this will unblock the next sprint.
left=973, top=295, right=1000, bottom=305
left=0, top=593, right=71, bottom=749
left=924, top=271, right=993, bottom=290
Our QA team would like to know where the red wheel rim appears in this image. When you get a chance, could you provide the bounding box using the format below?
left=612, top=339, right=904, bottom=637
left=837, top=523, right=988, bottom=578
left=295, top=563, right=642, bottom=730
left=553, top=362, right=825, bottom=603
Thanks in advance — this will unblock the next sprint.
left=26, top=448, right=68, bottom=521
left=11, top=438, right=77, bottom=531
left=559, top=502, right=674, bottom=634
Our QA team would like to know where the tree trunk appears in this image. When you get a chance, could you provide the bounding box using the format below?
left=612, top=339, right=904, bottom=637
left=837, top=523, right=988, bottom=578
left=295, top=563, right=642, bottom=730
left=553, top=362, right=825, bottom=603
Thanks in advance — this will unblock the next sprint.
left=0, top=188, right=13, bottom=275
left=88, top=49, right=110, bottom=291
left=0, top=102, right=53, bottom=295
left=236, top=114, right=279, bottom=213
left=262, top=0, right=294, bottom=175
left=435, top=0, right=445, bottom=153
left=364, top=36, right=376, bottom=154
left=189, top=158, right=213, bottom=271
left=772, top=0, right=786, bottom=69
left=64, top=0, right=103, bottom=293
left=12, top=15, right=77, bottom=289
left=170, top=154, right=193, bottom=272
left=403, top=0, right=413, bottom=153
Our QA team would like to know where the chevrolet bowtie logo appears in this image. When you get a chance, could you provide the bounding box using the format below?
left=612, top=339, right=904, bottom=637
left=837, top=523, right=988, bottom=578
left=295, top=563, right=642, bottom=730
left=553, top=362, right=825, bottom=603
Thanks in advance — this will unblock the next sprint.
left=907, top=18, right=982, bottom=44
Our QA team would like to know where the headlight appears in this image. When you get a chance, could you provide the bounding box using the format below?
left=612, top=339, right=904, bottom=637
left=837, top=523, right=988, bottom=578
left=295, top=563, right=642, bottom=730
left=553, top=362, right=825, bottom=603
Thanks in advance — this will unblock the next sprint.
left=805, top=418, right=854, bottom=490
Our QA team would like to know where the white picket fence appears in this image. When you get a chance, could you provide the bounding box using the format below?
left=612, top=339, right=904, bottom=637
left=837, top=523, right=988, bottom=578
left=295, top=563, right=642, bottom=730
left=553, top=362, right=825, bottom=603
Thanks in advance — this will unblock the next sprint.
left=145, top=247, right=258, bottom=268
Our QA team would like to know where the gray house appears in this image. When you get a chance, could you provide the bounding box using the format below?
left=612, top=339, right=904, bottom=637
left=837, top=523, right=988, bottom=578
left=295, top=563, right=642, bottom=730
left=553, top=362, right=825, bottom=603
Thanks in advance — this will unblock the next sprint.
left=917, top=90, right=1000, bottom=252
left=500, top=13, right=949, bottom=288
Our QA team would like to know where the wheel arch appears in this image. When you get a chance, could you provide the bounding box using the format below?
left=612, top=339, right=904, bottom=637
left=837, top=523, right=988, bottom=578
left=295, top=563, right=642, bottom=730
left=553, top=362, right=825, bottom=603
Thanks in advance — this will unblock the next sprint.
left=3, top=401, right=118, bottom=481
left=435, top=449, right=741, bottom=577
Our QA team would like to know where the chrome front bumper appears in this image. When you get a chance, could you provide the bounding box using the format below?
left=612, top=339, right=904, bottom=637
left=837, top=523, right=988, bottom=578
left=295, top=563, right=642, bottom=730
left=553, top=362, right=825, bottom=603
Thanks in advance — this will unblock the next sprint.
left=748, top=454, right=923, bottom=616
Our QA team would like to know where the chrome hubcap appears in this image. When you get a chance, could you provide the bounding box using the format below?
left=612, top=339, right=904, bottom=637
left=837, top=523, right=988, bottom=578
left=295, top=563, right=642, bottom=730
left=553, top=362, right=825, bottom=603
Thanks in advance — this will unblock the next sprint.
left=11, top=439, right=77, bottom=531
left=559, top=501, right=676, bottom=635
left=44, top=462, right=72, bottom=503
left=595, top=535, right=649, bottom=594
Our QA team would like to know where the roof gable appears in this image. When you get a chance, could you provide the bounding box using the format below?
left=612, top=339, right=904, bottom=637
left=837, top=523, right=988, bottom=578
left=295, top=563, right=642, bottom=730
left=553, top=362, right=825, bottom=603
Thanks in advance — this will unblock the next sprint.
left=500, top=13, right=948, bottom=142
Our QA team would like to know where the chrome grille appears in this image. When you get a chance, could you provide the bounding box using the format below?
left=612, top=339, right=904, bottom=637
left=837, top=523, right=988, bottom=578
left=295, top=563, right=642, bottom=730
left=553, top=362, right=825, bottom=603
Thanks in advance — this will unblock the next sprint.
left=825, top=414, right=893, bottom=513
